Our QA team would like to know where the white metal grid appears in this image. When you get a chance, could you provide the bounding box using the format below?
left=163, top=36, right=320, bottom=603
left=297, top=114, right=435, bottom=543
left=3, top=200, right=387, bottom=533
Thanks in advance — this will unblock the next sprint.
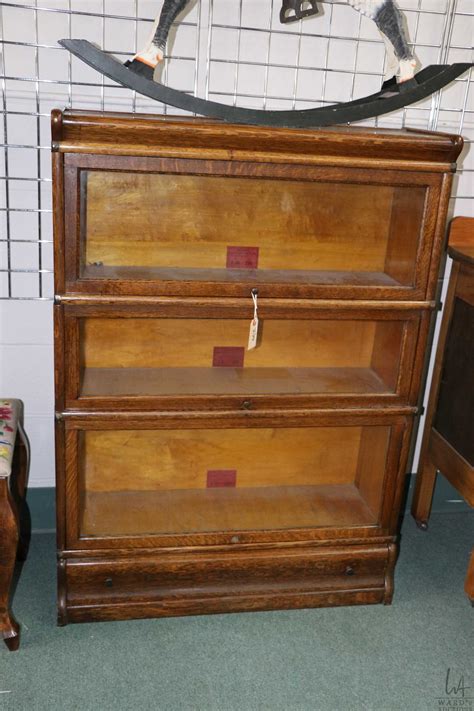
left=0, top=0, right=472, bottom=299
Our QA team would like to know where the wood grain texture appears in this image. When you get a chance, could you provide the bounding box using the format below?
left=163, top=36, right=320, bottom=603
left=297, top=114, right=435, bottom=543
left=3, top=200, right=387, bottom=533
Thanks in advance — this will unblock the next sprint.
left=55, top=110, right=464, bottom=166
left=62, top=303, right=422, bottom=409
left=429, top=430, right=473, bottom=506
left=424, top=174, right=454, bottom=303
left=60, top=542, right=391, bottom=623
left=0, top=430, right=30, bottom=651
left=60, top=295, right=435, bottom=313
left=383, top=542, right=398, bottom=604
left=81, top=484, right=377, bottom=537
left=61, top=150, right=446, bottom=300
left=355, top=426, right=390, bottom=521
left=84, top=171, right=393, bottom=273
left=54, top=304, right=66, bottom=412
left=370, top=321, right=404, bottom=393
left=52, top=151, right=65, bottom=294
left=81, top=317, right=379, bottom=369
left=411, top=448, right=438, bottom=528
left=384, top=187, right=425, bottom=286
left=412, top=259, right=461, bottom=525
left=80, top=426, right=365, bottom=492
left=52, top=112, right=460, bottom=623
left=433, top=293, right=474, bottom=464
left=447, top=216, right=474, bottom=266
left=55, top=419, right=67, bottom=553
left=80, top=366, right=390, bottom=397
left=57, top=414, right=409, bottom=553
left=456, top=263, right=474, bottom=307
left=0, top=478, right=20, bottom=650
left=412, top=219, right=474, bottom=534
left=62, top=409, right=414, bottom=429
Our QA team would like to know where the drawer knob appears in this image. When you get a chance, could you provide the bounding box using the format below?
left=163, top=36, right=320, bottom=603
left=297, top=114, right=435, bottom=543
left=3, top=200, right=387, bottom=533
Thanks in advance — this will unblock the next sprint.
left=105, top=577, right=113, bottom=587
left=241, top=400, right=253, bottom=410
left=230, top=535, right=240, bottom=544
left=345, top=566, right=355, bottom=576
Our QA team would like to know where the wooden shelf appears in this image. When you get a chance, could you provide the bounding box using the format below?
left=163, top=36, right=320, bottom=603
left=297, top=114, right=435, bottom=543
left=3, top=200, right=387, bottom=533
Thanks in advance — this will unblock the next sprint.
left=82, top=484, right=377, bottom=536
left=81, top=366, right=389, bottom=397
left=82, top=264, right=401, bottom=288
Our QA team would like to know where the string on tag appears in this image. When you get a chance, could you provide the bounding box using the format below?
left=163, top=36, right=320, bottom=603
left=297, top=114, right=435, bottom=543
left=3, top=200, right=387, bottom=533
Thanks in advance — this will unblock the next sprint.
left=248, top=288, right=259, bottom=350
left=251, top=289, right=258, bottom=320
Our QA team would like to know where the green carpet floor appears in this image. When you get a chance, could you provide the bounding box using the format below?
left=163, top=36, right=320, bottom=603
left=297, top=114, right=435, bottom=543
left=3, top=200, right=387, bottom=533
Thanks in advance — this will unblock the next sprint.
left=1, top=513, right=472, bottom=711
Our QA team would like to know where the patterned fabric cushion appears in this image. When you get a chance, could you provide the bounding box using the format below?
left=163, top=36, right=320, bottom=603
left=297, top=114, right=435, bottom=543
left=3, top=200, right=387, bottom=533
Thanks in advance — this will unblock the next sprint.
left=0, top=399, right=21, bottom=477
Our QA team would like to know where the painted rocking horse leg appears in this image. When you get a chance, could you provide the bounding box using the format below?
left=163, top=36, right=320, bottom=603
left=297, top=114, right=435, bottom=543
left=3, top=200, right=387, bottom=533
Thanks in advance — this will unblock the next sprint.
left=347, top=0, right=416, bottom=82
left=126, top=0, right=415, bottom=85
left=127, top=0, right=191, bottom=78
left=372, top=0, right=416, bottom=81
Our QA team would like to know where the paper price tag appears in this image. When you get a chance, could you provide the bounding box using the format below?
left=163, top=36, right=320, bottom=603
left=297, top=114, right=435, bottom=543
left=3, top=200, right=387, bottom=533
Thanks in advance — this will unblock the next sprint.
left=248, top=317, right=259, bottom=350
left=248, top=289, right=259, bottom=350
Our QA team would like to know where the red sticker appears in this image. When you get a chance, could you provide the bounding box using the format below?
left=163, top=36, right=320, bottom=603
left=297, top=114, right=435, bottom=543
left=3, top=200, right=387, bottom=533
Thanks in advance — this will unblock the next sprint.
left=207, top=470, right=237, bottom=488
left=226, top=246, right=259, bottom=269
left=212, top=346, right=245, bottom=367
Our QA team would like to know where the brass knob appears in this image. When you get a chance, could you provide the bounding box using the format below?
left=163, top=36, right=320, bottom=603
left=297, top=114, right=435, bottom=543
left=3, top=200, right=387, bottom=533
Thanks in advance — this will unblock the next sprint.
left=241, top=400, right=252, bottom=410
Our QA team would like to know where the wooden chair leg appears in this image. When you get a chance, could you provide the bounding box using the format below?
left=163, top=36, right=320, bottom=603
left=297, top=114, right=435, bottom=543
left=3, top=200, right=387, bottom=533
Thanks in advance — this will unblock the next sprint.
left=14, top=426, right=31, bottom=562
left=0, top=478, right=21, bottom=651
left=411, top=447, right=437, bottom=530
left=465, top=550, right=474, bottom=606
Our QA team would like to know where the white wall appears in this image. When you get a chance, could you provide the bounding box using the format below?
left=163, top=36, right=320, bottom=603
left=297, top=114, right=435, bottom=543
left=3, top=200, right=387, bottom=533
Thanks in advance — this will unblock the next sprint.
left=0, top=0, right=472, bottom=487
left=0, top=301, right=54, bottom=486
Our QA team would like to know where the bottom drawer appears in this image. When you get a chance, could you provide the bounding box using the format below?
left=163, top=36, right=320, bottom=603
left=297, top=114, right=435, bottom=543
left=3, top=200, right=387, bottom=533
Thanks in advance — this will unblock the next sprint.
left=59, top=542, right=396, bottom=624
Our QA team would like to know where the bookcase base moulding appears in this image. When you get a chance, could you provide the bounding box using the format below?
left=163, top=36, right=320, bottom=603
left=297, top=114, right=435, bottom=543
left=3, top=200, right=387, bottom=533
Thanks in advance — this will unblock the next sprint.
left=52, top=110, right=462, bottom=625
left=58, top=543, right=398, bottom=624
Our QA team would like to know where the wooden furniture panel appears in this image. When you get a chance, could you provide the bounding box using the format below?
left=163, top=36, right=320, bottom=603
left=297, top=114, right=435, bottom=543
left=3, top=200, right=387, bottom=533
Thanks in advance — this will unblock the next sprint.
left=77, top=314, right=406, bottom=403
left=76, top=424, right=392, bottom=539
left=82, top=486, right=376, bottom=539
left=383, top=187, right=425, bottom=286
left=81, top=318, right=378, bottom=368
left=56, top=412, right=409, bottom=551
left=84, top=172, right=426, bottom=291
left=83, top=171, right=395, bottom=272
left=81, top=427, right=364, bottom=492
left=0, top=400, right=30, bottom=652
left=58, top=147, right=456, bottom=300
left=59, top=543, right=394, bottom=625
left=59, top=303, right=425, bottom=410
left=52, top=111, right=462, bottom=624
left=433, top=294, right=474, bottom=465
left=411, top=216, right=473, bottom=603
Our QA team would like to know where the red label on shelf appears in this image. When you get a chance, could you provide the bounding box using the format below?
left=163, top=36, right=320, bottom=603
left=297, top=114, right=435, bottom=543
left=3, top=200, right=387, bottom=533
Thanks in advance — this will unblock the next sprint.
left=226, top=246, right=259, bottom=269
left=207, top=470, right=237, bottom=488
left=212, top=346, right=245, bottom=367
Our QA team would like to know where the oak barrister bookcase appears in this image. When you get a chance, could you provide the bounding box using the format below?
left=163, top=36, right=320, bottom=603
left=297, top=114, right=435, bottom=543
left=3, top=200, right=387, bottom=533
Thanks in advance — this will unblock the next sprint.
left=52, top=109, right=463, bottom=624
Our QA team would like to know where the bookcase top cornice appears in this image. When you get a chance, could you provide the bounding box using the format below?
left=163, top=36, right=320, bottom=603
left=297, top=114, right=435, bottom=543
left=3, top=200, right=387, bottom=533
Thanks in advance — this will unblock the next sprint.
left=51, top=109, right=464, bottom=169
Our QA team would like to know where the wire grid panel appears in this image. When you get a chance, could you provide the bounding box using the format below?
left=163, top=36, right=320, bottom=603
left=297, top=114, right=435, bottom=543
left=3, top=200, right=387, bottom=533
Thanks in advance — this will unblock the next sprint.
left=0, top=0, right=472, bottom=299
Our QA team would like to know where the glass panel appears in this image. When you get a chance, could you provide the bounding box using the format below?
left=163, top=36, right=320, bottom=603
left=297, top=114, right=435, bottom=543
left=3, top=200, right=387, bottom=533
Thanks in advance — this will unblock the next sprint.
left=80, top=171, right=425, bottom=288
left=79, top=425, right=390, bottom=537
left=79, top=317, right=404, bottom=398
